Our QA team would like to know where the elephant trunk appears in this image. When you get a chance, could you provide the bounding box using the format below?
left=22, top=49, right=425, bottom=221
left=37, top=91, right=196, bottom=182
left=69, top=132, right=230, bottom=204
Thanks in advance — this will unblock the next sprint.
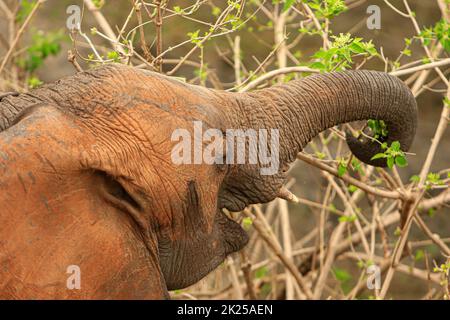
left=245, top=70, right=417, bottom=167
left=218, top=70, right=417, bottom=211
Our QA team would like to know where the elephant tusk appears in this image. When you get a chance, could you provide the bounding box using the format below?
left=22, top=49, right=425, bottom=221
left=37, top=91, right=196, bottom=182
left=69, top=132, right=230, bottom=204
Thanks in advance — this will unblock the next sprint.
left=277, top=186, right=299, bottom=203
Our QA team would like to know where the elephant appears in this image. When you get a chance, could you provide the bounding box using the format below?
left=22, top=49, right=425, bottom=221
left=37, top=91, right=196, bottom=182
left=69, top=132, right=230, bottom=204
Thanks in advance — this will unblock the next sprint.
left=0, top=63, right=417, bottom=299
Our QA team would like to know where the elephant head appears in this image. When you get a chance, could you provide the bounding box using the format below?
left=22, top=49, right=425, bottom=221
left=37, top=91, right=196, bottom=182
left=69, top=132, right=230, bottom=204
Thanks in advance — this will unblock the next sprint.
left=0, top=64, right=417, bottom=298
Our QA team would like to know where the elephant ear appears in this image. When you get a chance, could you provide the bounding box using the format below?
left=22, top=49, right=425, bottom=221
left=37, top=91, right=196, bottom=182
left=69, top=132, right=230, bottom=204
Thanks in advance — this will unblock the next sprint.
left=0, top=104, right=171, bottom=298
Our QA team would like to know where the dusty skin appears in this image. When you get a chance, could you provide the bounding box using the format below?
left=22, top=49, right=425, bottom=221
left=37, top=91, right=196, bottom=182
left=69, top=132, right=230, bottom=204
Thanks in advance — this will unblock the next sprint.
left=0, top=64, right=417, bottom=299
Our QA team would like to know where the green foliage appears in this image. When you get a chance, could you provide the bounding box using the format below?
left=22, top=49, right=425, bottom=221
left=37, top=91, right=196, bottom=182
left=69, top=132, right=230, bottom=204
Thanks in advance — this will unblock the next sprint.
left=304, top=0, right=347, bottom=19
left=370, top=141, right=408, bottom=169
left=92, top=0, right=105, bottom=9
left=194, top=62, right=208, bottom=83
left=315, top=151, right=326, bottom=159
left=433, top=261, right=450, bottom=298
left=337, top=158, right=347, bottom=177
left=336, top=157, right=364, bottom=177
left=357, top=259, right=374, bottom=269
left=211, top=6, right=221, bottom=16
left=444, top=97, right=450, bottom=108
left=414, top=249, right=425, bottom=262
left=425, top=172, right=444, bottom=190
left=16, top=0, right=37, bottom=23
left=282, top=0, right=296, bottom=12
left=428, top=208, right=436, bottom=218
left=367, top=119, right=388, bottom=140
left=298, top=26, right=321, bottom=36
left=106, top=51, right=120, bottom=62
left=27, top=76, right=43, bottom=89
left=242, top=217, right=253, bottom=230
left=333, top=267, right=352, bottom=282
left=187, top=30, right=202, bottom=47
left=17, top=30, right=65, bottom=73
left=173, top=6, right=183, bottom=14
left=329, top=203, right=337, bottom=213
left=351, top=158, right=364, bottom=175
left=433, top=261, right=450, bottom=274
left=255, top=266, right=268, bottom=279
left=409, top=172, right=445, bottom=190
left=310, top=34, right=378, bottom=71
left=333, top=267, right=352, bottom=293
left=420, top=19, right=450, bottom=52
left=339, top=214, right=357, bottom=223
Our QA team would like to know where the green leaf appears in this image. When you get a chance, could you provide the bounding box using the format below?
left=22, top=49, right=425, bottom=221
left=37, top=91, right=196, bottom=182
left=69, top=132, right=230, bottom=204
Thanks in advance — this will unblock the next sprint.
left=27, top=76, right=42, bottom=89
left=395, top=156, right=408, bottom=167
left=283, top=0, right=296, bottom=12
left=107, top=51, right=120, bottom=62
left=339, top=214, right=356, bottom=223
left=338, top=163, right=347, bottom=177
left=391, top=141, right=401, bottom=151
left=402, top=49, right=412, bottom=56
left=309, top=61, right=326, bottom=70
left=255, top=266, right=268, bottom=279
left=414, top=249, right=425, bottom=261
left=351, top=158, right=364, bottom=175
left=349, top=42, right=365, bottom=54
left=387, top=157, right=395, bottom=169
left=211, top=6, right=221, bottom=16
left=410, top=175, right=420, bottom=182
left=310, top=33, right=377, bottom=72
left=92, top=0, right=105, bottom=9
left=315, top=151, right=326, bottom=159
left=371, top=153, right=386, bottom=161
left=428, top=208, right=436, bottom=217
left=17, top=30, right=65, bottom=73
left=426, top=172, right=443, bottom=185
left=333, top=267, right=352, bottom=283
left=242, top=217, right=253, bottom=230
left=16, top=0, right=37, bottom=23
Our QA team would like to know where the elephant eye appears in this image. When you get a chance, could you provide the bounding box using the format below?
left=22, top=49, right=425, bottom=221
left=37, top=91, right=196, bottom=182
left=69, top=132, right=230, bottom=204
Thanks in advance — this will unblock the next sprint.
left=94, top=170, right=142, bottom=212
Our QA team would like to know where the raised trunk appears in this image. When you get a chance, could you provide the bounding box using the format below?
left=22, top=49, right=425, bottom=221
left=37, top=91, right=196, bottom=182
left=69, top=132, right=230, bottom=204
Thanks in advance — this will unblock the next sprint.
left=219, top=70, right=417, bottom=211
left=243, top=70, right=417, bottom=166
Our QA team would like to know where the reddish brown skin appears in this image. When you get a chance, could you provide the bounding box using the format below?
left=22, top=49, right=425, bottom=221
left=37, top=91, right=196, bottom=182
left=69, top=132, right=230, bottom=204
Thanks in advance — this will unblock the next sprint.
left=0, top=64, right=417, bottom=299
left=0, top=107, right=167, bottom=298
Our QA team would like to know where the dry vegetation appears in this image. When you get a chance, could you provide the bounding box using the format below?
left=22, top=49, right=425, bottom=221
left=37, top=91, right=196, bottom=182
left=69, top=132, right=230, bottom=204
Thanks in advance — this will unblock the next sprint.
left=0, top=0, right=449, bottom=299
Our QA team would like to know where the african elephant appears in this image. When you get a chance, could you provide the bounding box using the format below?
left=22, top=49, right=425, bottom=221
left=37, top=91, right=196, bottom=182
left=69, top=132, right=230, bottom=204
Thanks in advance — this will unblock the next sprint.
left=0, top=64, right=417, bottom=299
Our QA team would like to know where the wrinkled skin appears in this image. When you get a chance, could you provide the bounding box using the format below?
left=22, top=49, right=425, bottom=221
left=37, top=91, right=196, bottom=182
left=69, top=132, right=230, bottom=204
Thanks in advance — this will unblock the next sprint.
left=0, top=64, right=417, bottom=299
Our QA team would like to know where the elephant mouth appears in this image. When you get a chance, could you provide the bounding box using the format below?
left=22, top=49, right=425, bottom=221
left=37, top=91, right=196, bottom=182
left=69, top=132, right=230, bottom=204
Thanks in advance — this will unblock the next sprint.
left=156, top=207, right=249, bottom=290
left=217, top=208, right=249, bottom=255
